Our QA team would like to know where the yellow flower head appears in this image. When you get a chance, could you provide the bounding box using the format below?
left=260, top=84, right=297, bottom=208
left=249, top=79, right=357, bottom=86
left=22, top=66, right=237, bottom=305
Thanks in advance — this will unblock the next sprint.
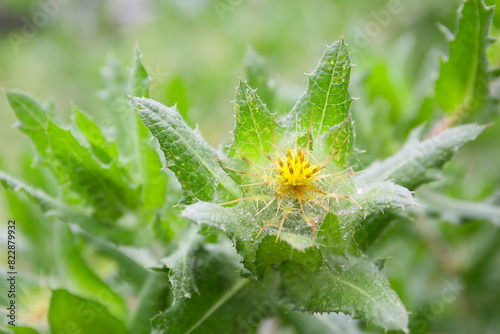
left=277, top=148, right=322, bottom=188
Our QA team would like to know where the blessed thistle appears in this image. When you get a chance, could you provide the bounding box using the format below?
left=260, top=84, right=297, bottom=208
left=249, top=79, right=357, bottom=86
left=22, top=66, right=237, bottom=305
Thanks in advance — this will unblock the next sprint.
left=128, top=35, right=486, bottom=332
left=221, top=115, right=361, bottom=242
left=132, top=37, right=391, bottom=248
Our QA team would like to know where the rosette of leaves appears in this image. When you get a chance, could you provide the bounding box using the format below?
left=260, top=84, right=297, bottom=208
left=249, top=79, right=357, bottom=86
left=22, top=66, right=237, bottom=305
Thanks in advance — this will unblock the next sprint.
left=132, top=37, right=485, bottom=332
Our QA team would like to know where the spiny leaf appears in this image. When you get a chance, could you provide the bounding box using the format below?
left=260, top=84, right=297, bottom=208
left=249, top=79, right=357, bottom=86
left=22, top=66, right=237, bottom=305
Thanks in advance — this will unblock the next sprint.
left=318, top=181, right=416, bottom=255
left=53, top=221, right=128, bottom=320
left=280, top=255, right=408, bottom=332
left=151, top=244, right=277, bottom=334
left=436, top=0, right=494, bottom=113
left=161, top=227, right=202, bottom=302
left=132, top=97, right=242, bottom=204
left=181, top=201, right=260, bottom=274
left=47, top=121, right=139, bottom=217
left=252, top=235, right=408, bottom=330
left=229, top=79, right=277, bottom=162
left=48, top=289, right=127, bottom=334
left=357, top=124, right=487, bottom=190
left=288, top=37, right=354, bottom=159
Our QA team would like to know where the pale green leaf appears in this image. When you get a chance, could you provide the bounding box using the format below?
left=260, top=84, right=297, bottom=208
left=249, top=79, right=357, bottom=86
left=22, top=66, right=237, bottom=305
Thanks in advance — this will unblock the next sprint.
left=357, top=124, right=487, bottom=190
left=132, top=97, right=241, bottom=204
left=0, top=171, right=141, bottom=244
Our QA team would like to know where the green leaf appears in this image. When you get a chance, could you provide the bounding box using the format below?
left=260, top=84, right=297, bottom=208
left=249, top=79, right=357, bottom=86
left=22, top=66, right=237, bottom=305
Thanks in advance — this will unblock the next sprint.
left=48, top=289, right=127, bottom=334
left=6, top=90, right=55, bottom=155
left=131, top=97, right=242, bottom=204
left=73, top=106, right=119, bottom=165
left=47, top=120, right=139, bottom=217
left=130, top=46, right=151, bottom=98
left=53, top=221, right=128, bottom=320
left=161, top=226, right=202, bottom=302
left=318, top=181, right=416, bottom=255
left=435, top=0, right=494, bottom=113
left=357, top=124, right=487, bottom=190
left=181, top=201, right=260, bottom=274
left=288, top=37, right=354, bottom=159
left=280, top=255, right=408, bottom=332
left=251, top=235, right=408, bottom=331
left=151, top=243, right=278, bottom=334
left=229, top=79, right=277, bottom=162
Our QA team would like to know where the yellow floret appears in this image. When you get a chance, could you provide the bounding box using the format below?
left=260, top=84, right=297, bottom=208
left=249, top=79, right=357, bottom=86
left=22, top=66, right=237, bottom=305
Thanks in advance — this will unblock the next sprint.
left=277, top=148, right=321, bottom=188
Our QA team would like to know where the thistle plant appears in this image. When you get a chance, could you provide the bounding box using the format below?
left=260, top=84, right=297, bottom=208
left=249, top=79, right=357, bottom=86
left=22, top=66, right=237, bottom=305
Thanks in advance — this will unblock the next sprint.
left=131, top=37, right=485, bottom=332
left=0, top=1, right=493, bottom=331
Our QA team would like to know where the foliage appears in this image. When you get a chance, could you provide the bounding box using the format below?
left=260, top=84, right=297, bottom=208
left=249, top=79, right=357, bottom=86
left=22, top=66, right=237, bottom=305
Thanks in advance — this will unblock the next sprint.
left=0, top=0, right=499, bottom=333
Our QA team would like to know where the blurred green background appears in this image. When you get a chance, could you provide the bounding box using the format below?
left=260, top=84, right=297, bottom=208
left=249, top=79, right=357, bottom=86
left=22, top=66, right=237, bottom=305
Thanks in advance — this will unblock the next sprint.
left=1, top=0, right=500, bottom=333
left=0, top=0, right=463, bottom=163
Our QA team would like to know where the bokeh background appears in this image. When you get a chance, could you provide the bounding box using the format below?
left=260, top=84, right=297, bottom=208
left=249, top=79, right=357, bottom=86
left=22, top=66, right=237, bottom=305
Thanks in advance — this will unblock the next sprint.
left=1, top=0, right=500, bottom=333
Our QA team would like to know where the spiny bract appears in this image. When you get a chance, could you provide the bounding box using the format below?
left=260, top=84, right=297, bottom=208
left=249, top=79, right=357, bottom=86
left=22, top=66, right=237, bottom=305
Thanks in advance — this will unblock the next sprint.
left=223, top=118, right=360, bottom=242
